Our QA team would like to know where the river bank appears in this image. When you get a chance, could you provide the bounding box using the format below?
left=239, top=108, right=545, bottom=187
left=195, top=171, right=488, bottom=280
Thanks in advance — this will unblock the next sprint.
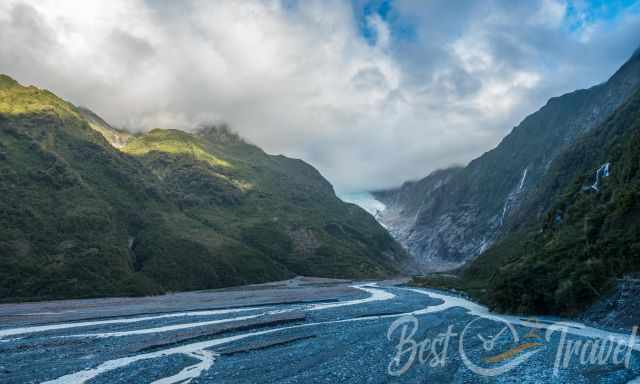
left=1, top=278, right=640, bottom=383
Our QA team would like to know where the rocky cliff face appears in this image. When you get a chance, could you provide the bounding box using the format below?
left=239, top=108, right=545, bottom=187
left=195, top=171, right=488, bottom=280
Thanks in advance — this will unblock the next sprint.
left=415, top=86, right=640, bottom=316
left=374, top=52, right=640, bottom=272
left=373, top=168, right=466, bottom=271
left=483, top=87, right=640, bottom=314
left=580, top=277, right=640, bottom=332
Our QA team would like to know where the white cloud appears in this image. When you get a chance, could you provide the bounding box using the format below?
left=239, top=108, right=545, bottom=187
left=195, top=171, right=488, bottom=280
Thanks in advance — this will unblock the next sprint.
left=529, top=0, right=567, bottom=27
left=0, top=0, right=639, bottom=192
left=367, top=13, right=391, bottom=50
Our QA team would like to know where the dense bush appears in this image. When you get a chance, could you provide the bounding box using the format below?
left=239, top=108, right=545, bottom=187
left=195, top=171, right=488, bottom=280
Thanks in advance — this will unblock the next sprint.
left=485, top=90, right=640, bottom=314
left=0, top=75, right=408, bottom=301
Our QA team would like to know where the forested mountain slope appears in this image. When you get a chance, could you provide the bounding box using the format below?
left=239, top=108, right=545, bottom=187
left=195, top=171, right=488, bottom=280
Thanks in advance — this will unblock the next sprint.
left=375, top=52, right=640, bottom=271
left=0, top=75, right=409, bottom=301
left=415, top=88, right=640, bottom=316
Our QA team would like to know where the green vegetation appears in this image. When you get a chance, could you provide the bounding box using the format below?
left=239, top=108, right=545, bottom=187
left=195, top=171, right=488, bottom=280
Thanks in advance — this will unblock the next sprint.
left=376, top=52, right=640, bottom=267
left=77, top=107, right=131, bottom=148
left=123, top=129, right=231, bottom=167
left=0, top=75, right=408, bottom=302
left=413, top=89, right=640, bottom=316
left=0, top=77, right=79, bottom=119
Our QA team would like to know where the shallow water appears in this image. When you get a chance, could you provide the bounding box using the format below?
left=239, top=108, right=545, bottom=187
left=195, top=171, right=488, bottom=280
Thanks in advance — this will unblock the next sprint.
left=1, top=283, right=639, bottom=383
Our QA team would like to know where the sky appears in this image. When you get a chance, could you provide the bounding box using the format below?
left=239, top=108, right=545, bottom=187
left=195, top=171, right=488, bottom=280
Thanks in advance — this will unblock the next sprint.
left=1, top=0, right=640, bottom=192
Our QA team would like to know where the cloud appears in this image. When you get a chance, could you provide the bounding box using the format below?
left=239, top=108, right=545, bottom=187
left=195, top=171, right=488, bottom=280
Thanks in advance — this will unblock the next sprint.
left=0, top=0, right=639, bottom=192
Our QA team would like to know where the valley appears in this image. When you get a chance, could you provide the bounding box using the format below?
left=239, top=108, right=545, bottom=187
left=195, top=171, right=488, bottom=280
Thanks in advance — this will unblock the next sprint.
left=1, top=278, right=640, bottom=383
left=374, top=49, right=640, bottom=317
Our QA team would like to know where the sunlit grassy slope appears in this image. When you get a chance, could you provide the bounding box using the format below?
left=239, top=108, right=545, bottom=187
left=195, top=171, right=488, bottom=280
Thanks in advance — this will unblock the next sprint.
left=0, top=75, right=409, bottom=301
left=123, top=129, right=231, bottom=167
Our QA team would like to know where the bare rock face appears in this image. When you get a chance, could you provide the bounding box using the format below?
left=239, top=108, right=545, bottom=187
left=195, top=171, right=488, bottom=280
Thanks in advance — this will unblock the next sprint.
left=374, top=52, right=640, bottom=271
left=580, top=277, right=640, bottom=331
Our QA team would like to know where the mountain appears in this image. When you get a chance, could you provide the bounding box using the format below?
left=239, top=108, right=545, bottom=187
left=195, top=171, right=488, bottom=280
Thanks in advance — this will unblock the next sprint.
left=423, top=87, right=640, bottom=316
left=77, top=106, right=131, bottom=148
left=374, top=51, right=640, bottom=272
left=0, top=75, right=409, bottom=301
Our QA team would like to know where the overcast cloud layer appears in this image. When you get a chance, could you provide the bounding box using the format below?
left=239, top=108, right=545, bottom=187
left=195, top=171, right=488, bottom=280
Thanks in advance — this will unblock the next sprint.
left=1, top=0, right=639, bottom=192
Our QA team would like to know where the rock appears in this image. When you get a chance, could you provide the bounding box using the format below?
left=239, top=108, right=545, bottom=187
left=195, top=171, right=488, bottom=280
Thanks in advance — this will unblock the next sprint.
left=128, top=312, right=306, bottom=353
left=580, top=278, right=640, bottom=331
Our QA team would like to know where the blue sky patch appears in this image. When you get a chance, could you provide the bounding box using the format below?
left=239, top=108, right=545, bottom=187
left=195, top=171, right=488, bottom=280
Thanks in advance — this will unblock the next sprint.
left=352, top=0, right=415, bottom=46
left=566, top=0, right=640, bottom=31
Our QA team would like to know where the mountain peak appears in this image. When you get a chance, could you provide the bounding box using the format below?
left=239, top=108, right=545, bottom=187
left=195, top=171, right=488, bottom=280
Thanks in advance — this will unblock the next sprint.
left=0, top=76, right=409, bottom=301
left=196, top=124, right=246, bottom=145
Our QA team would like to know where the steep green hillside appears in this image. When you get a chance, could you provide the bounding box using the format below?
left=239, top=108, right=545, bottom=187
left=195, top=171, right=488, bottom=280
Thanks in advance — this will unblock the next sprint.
left=375, top=53, right=640, bottom=270
left=416, top=89, right=640, bottom=315
left=77, top=107, right=131, bottom=148
left=120, top=127, right=409, bottom=281
left=0, top=75, right=408, bottom=301
left=486, top=89, right=640, bottom=315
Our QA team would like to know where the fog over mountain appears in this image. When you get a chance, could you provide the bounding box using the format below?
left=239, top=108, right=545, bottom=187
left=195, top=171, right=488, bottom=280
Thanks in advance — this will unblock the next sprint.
left=1, top=0, right=640, bottom=191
